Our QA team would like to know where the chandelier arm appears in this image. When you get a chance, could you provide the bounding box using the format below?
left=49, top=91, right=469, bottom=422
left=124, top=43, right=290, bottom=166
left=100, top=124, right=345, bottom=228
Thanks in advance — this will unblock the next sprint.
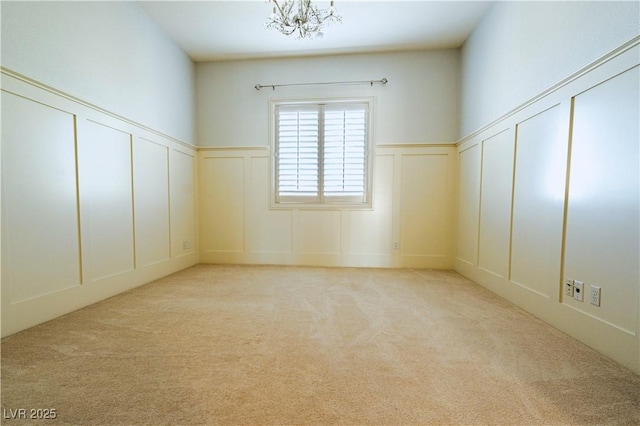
left=270, top=0, right=294, bottom=28
left=280, top=26, right=298, bottom=36
left=303, top=0, right=316, bottom=23
left=285, top=1, right=297, bottom=22
left=266, top=2, right=298, bottom=36
left=310, top=3, right=323, bottom=22
left=271, top=0, right=287, bottom=18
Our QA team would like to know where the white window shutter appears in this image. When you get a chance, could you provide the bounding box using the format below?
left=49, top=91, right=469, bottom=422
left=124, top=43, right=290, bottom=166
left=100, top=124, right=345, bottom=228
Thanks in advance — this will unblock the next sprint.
left=276, top=106, right=320, bottom=202
left=323, top=104, right=368, bottom=202
left=274, top=101, right=370, bottom=206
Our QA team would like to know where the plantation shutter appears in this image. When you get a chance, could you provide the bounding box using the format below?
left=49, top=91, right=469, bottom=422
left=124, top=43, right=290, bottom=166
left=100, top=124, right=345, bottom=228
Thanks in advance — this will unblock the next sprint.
left=323, top=103, right=368, bottom=202
left=274, top=101, right=370, bottom=205
left=275, top=105, right=320, bottom=202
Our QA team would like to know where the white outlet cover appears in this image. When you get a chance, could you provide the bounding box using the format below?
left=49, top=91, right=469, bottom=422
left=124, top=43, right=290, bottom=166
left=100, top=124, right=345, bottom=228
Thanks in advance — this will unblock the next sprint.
left=590, top=285, right=601, bottom=306
left=573, top=280, right=584, bottom=301
left=564, top=279, right=574, bottom=297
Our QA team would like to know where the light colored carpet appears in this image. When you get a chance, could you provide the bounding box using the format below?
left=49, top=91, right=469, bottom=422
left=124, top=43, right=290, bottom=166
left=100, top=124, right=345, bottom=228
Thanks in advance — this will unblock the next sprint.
left=1, top=265, right=639, bottom=425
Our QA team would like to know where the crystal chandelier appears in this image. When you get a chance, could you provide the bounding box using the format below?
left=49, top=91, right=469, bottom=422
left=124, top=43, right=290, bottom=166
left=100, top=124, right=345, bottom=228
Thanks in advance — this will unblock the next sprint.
left=266, top=0, right=342, bottom=39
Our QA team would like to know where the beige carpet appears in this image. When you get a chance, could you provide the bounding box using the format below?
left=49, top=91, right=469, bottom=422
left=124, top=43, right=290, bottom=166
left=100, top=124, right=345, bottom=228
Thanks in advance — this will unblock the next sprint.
left=1, top=265, right=639, bottom=425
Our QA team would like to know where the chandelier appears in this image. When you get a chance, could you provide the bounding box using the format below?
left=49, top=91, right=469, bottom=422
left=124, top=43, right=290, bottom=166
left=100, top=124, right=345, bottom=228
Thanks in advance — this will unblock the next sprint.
left=265, top=0, right=342, bottom=39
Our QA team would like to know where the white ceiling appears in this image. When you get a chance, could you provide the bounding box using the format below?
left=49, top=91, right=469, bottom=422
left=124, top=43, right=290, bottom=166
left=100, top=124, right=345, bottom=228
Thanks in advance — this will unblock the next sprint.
left=138, top=1, right=493, bottom=62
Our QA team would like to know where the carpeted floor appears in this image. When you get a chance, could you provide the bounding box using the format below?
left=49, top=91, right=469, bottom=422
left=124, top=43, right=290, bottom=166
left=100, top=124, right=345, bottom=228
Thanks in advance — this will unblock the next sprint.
left=1, top=264, right=639, bottom=425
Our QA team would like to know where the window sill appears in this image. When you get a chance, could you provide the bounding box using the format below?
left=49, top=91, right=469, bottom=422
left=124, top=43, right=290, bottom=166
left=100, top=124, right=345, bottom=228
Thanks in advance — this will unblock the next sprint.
left=269, top=201, right=373, bottom=211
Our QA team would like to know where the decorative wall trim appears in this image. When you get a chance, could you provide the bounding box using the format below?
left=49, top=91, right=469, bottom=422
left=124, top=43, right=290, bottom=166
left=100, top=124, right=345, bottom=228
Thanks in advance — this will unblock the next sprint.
left=1, top=69, right=199, bottom=338
left=376, top=142, right=456, bottom=148
left=192, top=144, right=456, bottom=152
left=0, top=67, right=197, bottom=151
left=454, top=41, right=640, bottom=373
left=457, top=35, right=640, bottom=145
left=562, top=303, right=637, bottom=337
left=198, top=145, right=457, bottom=269
left=198, top=146, right=270, bottom=152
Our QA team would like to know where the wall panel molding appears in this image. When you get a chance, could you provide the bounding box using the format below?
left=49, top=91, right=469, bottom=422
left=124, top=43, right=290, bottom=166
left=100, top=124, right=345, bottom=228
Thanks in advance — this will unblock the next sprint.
left=477, top=128, right=514, bottom=279
left=562, top=66, right=639, bottom=335
left=458, top=36, right=640, bottom=145
left=455, top=42, right=640, bottom=373
left=1, top=91, right=81, bottom=304
left=509, top=103, right=568, bottom=299
left=170, top=149, right=197, bottom=259
left=400, top=153, right=451, bottom=257
left=456, top=144, right=481, bottom=266
left=133, top=136, right=172, bottom=268
left=1, top=67, right=196, bottom=151
left=1, top=69, right=198, bottom=337
left=199, top=145, right=457, bottom=268
left=78, top=119, right=136, bottom=282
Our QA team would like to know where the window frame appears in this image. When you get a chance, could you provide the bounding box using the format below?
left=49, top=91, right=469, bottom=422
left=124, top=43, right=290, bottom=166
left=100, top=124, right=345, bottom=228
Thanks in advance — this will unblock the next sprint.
left=269, top=97, right=374, bottom=209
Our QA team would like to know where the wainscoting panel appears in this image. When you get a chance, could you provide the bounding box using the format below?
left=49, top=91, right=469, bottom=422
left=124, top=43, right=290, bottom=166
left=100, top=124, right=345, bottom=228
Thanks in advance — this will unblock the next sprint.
left=1, top=91, right=81, bottom=303
left=299, top=210, right=342, bottom=255
left=346, top=154, right=394, bottom=256
left=133, top=137, right=171, bottom=268
left=199, top=145, right=457, bottom=268
left=400, top=153, right=450, bottom=257
left=456, top=144, right=481, bottom=266
left=510, top=104, right=567, bottom=298
left=455, top=42, right=640, bottom=373
left=248, top=156, right=292, bottom=255
left=201, top=156, right=245, bottom=253
left=563, top=66, right=639, bottom=333
left=477, top=129, right=514, bottom=279
left=170, top=149, right=197, bottom=258
left=78, top=119, right=135, bottom=282
left=1, top=70, right=198, bottom=338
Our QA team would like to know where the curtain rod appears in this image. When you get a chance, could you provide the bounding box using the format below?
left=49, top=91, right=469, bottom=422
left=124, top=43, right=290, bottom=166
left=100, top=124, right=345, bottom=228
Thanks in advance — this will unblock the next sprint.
left=254, top=78, right=388, bottom=91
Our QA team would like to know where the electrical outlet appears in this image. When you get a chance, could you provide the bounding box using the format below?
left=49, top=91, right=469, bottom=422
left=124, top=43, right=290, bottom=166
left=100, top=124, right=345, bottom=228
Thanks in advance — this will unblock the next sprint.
left=564, top=279, right=574, bottom=297
left=573, top=280, right=584, bottom=302
left=590, top=285, right=601, bottom=306
left=393, top=241, right=399, bottom=250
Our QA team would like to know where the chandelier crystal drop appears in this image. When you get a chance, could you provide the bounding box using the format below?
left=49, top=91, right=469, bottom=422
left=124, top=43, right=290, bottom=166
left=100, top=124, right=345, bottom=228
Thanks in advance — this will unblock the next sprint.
left=266, top=0, right=342, bottom=39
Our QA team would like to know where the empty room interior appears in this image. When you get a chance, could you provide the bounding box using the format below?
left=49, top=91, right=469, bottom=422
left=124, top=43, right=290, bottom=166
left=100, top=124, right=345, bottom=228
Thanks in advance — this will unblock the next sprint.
left=1, top=0, right=639, bottom=424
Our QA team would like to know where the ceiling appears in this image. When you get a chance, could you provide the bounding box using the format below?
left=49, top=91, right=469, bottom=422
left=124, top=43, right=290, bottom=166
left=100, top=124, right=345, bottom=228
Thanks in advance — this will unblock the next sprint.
left=137, top=1, right=493, bottom=62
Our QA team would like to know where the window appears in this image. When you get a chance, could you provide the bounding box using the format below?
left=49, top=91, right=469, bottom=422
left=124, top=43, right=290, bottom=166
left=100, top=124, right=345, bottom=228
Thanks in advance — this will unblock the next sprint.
left=272, top=100, right=372, bottom=207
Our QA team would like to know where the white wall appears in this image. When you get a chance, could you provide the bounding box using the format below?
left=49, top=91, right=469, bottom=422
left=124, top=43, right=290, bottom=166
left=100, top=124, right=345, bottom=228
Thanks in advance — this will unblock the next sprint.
left=196, top=50, right=460, bottom=147
left=196, top=50, right=460, bottom=268
left=1, top=1, right=198, bottom=336
left=460, top=1, right=640, bottom=137
left=1, top=1, right=195, bottom=144
left=457, top=1, right=640, bottom=373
